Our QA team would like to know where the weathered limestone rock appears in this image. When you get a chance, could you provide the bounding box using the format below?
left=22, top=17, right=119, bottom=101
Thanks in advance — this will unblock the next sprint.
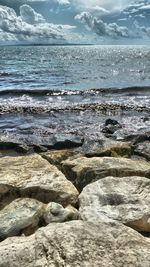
left=79, top=176, right=150, bottom=233
left=62, top=156, right=150, bottom=190
left=0, top=154, right=79, bottom=208
left=134, top=141, right=150, bottom=161
left=0, top=221, right=150, bottom=267
left=0, top=198, right=80, bottom=240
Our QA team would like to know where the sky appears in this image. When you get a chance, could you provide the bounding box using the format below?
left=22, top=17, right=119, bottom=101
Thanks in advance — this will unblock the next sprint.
left=0, top=0, right=150, bottom=44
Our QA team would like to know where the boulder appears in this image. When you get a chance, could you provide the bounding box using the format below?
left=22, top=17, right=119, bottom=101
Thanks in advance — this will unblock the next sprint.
left=62, top=156, right=150, bottom=191
left=0, top=221, right=150, bottom=267
left=79, top=176, right=150, bottom=233
left=0, top=198, right=80, bottom=240
left=0, top=153, right=79, bottom=209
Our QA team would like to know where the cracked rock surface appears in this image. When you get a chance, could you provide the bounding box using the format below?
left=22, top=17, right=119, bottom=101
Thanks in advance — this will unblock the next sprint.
left=62, top=156, right=150, bottom=191
left=0, top=221, right=150, bottom=267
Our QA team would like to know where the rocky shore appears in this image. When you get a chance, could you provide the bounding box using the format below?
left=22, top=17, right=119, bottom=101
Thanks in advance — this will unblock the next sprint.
left=0, top=113, right=150, bottom=266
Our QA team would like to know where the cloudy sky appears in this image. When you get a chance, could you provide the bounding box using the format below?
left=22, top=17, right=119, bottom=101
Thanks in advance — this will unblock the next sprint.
left=0, top=0, right=150, bottom=44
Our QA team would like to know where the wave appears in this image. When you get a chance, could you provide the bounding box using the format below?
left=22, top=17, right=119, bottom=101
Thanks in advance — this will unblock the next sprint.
left=0, top=86, right=150, bottom=97
left=0, top=72, right=23, bottom=77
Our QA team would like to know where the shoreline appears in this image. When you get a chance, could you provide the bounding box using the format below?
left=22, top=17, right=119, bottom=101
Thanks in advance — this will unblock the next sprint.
left=0, top=102, right=150, bottom=114
left=0, top=88, right=150, bottom=266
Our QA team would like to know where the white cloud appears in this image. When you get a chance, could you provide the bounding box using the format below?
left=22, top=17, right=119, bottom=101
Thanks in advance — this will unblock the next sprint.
left=72, top=0, right=135, bottom=12
left=75, top=12, right=129, bottom=38
left=134, top=20, right=150, bottom=37
left=54, top=0, right=70, bottom=5
left=0, top=0, right=150, bottom=44
left=139, top=4, right=150, bottom=10
left=20, top=4, right=45, bottom=24
left=0, top=4, right=75, bottom=44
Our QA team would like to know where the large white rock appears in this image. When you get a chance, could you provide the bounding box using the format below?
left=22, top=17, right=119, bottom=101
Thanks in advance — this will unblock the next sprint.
left=79, top=176, right=150, bottom=232
left=0, top=221, right=150, bottom=267
left=0, top=154, right=79, bottom=208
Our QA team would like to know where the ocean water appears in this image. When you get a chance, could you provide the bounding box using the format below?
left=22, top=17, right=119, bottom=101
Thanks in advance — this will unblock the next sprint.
left=0, top=45, right=150, bottom=109
left=0, top=45, right=150, bottom=91
left=0, top=45, right=150, bottom=144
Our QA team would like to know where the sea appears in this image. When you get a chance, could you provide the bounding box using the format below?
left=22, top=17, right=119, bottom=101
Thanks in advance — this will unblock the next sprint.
left=0, top=45, right=150, bottom=144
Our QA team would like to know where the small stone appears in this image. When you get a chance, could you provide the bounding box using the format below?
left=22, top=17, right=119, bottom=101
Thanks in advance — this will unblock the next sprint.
left=43, top=202, right=80, bottom=224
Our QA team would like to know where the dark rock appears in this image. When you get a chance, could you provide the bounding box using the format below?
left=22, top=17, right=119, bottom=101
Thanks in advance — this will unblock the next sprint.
left=102, top=125, right=120, bottom=135
left=0, top=141, right=32, bottom=154
left=33, top=145, right=48, bottom=153
left=15, top=144, right=32, bottom=154
left=102, top=118, right=122, bottom=136
left=143, top=117, right=149, bottom=122
left=0, top=141, right=21, bottom=150
left=0, top=134, right=84, bottom=151
left=125, top=132, right=150, bottom=144
left=105, top=118, right=122, bottom=127
left=76, top=139, right=104, bottom=155
left=52, top=134, right=84, bottom=149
